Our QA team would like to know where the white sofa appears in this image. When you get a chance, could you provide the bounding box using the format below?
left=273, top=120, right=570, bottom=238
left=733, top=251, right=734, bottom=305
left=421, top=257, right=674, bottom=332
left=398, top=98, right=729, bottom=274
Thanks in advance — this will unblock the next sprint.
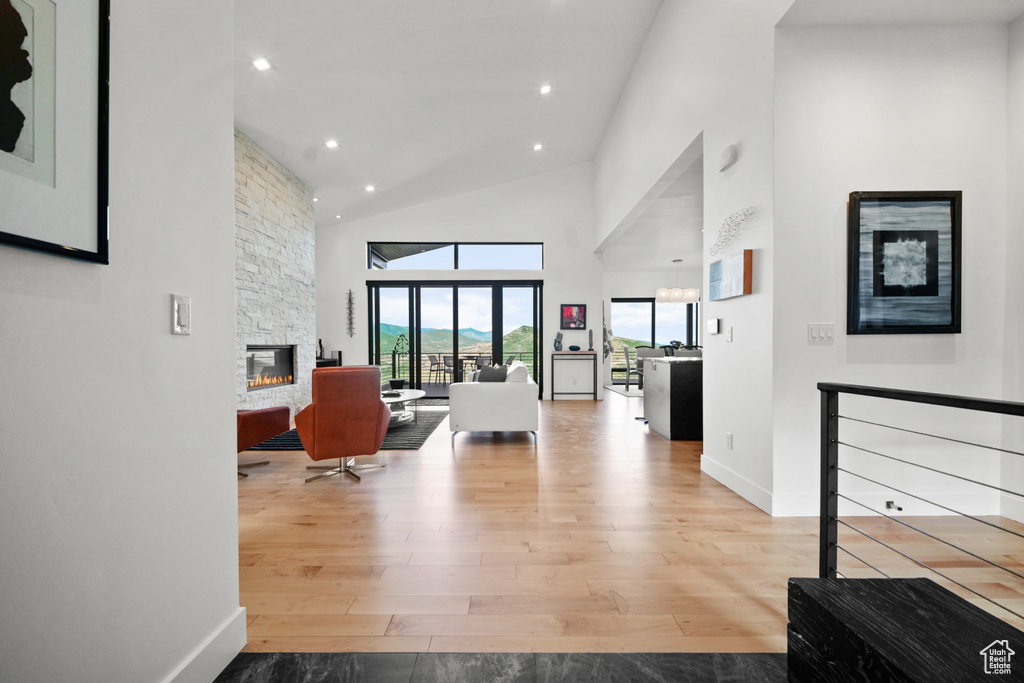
left=449, top=367, right=539, bottom=445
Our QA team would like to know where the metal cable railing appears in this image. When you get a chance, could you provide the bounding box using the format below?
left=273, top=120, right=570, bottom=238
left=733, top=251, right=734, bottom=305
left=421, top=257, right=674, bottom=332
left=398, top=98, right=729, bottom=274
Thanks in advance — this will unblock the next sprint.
left=819, top=383, right=1024, bottom=623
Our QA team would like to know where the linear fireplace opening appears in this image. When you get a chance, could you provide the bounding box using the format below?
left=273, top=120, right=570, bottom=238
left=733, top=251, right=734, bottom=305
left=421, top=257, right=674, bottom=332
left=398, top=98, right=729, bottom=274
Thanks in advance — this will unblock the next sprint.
left=246, top=345, right=295, bottom=391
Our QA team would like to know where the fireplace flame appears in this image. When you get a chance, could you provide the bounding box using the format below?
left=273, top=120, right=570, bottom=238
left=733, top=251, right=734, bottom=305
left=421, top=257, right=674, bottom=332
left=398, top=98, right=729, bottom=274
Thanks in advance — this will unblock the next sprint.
left=246, top=374, right=294, bottom=390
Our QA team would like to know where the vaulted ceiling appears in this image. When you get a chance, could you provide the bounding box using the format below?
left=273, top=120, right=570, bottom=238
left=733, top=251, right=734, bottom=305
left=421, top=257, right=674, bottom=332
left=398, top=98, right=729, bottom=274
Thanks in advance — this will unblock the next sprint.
left=234, top=0, right=664, bottom=229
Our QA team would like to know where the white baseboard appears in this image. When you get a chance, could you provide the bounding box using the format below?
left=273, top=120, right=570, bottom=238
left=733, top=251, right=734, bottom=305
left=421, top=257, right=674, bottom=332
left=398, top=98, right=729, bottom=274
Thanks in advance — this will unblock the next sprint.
left=700, top=454, right=774, bottom=515
left=1001, top=494, right=1024, bottom=523
left=163, top=606, right=246, bottom=683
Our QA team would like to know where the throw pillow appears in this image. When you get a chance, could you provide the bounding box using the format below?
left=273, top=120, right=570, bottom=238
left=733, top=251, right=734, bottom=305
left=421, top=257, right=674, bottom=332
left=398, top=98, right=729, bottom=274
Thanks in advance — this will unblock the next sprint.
left=506, top=362, right=529, bottom=382
left=478, top=364, right=508, bottom=382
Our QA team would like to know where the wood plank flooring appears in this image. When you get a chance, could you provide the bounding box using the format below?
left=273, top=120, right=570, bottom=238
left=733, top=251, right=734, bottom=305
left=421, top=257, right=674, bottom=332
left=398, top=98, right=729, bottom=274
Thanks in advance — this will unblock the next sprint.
left=236, top=394, right=1024, bottom=652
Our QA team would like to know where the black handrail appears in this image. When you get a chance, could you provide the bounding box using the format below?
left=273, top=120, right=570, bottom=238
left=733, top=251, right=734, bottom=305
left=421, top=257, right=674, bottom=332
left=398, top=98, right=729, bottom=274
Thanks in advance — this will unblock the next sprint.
left=818, top=383, right=1024, bottom=581
left=817, top=383, right=1024, bottom=417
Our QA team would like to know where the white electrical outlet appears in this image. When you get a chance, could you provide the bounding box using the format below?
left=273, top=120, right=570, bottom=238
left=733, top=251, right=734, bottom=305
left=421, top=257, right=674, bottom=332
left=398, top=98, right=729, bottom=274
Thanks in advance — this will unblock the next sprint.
left=726, top=432, right=733, bottom=449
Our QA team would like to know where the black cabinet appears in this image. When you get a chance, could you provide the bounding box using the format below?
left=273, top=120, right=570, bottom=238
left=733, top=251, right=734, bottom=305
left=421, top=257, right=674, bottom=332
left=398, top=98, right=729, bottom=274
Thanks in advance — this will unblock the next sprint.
left=643, top=358, right=702, bottom=440
left=315, top=353, right=342, bottom=368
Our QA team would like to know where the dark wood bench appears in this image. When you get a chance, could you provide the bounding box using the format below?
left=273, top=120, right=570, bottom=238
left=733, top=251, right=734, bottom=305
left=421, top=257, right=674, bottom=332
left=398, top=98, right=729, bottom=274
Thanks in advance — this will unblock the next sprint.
left=788, top=577, right=1024, bottom=681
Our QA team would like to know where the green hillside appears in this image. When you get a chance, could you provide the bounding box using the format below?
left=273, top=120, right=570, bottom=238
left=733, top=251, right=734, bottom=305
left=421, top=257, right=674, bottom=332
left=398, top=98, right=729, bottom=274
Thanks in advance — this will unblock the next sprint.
left=501, top=325, right=535, bottom=350
left=458, top=328, right=491, bottom=342
left=611, top=335, right=653, bottom=351
left=376, top=325, right=487, bottom=354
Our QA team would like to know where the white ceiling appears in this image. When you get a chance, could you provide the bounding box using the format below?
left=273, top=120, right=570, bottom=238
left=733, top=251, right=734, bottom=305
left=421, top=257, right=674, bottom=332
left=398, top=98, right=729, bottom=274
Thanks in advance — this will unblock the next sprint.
left=234, top=0, right=664, bottom=228
left=599, top=155, right=704, bottom=273
left=780, top=0, right=1024, bottom=26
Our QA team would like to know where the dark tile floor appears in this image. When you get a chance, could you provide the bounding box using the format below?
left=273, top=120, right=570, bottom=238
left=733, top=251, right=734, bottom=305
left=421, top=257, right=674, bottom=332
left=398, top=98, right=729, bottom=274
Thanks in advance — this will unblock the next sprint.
left=214, top=652, right=787, bottom=683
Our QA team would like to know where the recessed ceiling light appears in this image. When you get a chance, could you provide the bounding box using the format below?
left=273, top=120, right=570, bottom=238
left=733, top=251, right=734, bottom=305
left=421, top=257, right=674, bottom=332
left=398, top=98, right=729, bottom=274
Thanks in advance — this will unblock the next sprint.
left=313, top=197, right=319, bottom=202
left=540, top=84, right=551, bottom=95
left=325, top=140, right=338, bottom=149
left=533, top=143, right=543, bottom=152
left=336, top=215, right=341, bottom=219
left=365, top=185, right=375, bottom=192
left=253, top=58, right=271, bottom=71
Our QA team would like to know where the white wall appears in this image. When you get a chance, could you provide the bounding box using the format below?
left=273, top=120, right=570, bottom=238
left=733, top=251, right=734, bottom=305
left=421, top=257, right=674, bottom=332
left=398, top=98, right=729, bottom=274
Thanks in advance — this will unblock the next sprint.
left=316, top=163, right=601, bottom=399
left=0, top=2, right=243, bottom=681
left=1002, top=16, right=1024, bottom=522
left=774, top=24, right=1011, bottom=515
left=594, top=0, right=793, bottom=512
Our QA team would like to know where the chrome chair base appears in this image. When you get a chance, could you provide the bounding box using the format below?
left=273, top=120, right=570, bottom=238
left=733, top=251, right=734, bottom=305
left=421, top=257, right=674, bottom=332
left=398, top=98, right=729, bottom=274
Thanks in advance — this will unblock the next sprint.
left=305, top=457, right=386, bottom=483
left=237, top=460, right=270, bottom=477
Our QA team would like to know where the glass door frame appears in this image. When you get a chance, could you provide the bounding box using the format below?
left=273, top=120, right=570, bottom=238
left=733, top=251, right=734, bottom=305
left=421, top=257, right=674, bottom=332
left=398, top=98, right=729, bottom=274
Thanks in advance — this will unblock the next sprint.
left=368, top=279, right=543, bottom=397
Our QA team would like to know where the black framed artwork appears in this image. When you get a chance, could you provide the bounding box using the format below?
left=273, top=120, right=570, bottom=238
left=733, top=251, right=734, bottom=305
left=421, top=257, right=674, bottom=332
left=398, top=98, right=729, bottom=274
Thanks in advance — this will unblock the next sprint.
left=0, top=0, right=110, bottom=264
left=847, top=191, right=962, bottom=335
left=560, top=304, right=586, bottom=330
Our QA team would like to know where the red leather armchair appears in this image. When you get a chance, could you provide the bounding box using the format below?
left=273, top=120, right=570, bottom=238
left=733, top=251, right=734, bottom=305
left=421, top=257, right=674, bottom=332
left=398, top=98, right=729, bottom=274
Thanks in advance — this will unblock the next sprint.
left=236, top=406, right=290, bottom=476
left=295, top=366, right=391, bottom=482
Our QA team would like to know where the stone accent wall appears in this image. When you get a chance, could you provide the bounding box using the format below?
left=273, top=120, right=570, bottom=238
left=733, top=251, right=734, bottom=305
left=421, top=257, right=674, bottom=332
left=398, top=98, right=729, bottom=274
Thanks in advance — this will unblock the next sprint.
left=235, top=130, right=315, bottom=415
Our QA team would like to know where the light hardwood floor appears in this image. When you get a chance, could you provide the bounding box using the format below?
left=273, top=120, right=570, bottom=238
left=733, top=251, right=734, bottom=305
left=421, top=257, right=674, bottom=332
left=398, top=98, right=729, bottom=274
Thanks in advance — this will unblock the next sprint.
left=237, top=393, right=1024, bottom=652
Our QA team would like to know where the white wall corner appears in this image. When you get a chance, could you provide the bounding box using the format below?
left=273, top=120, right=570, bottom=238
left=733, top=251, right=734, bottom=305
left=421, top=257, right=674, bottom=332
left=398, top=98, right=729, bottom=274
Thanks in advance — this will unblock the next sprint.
left=1001, top=494, right=1024, bottom=525
left=700, top=453, right=774, bottom=515
left=163, top=607, right=246, bottom=683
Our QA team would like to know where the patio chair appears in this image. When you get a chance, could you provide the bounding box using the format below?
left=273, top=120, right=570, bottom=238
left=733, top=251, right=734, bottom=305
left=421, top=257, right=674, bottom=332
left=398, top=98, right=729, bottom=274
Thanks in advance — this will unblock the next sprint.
left=427, top=354, right=442, bottom=383
left=623, top=346, right=640, bottom=390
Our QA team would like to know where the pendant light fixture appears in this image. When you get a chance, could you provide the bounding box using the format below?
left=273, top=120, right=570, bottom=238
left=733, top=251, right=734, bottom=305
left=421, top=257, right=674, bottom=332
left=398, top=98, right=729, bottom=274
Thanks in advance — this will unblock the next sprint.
left=656, top=259, right=700, bottom=303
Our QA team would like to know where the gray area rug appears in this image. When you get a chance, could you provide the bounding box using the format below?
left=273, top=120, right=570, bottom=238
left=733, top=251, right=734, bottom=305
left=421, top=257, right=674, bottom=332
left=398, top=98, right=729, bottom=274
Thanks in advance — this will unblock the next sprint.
left=215, top=652, right=787, bottom=682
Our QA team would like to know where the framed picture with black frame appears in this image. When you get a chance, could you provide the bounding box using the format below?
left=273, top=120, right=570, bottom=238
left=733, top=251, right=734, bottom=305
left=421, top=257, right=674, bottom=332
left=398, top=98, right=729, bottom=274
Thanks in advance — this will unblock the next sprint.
left=0, top=0, right=110, bottom=264
left=847, top=190, right=962, bottom=335
left=560, top=303, right=586, bottom=330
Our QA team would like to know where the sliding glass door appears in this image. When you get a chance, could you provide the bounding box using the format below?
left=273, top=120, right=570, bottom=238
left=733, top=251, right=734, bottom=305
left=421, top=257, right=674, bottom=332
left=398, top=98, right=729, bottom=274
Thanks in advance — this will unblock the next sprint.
left=369, top=280, right=542, bottom=397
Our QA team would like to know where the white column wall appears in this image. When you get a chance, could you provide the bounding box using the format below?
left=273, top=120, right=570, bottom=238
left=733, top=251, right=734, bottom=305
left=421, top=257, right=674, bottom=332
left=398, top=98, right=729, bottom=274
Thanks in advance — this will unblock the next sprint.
left=773, top=24, right=1011, bottom=515
left=0, top=2, right=243, bottom=681
left=594, top=0, right=794, bottom=512
left=315, top=163, right=600, bottom=400
left=1002, top=17, right=1024, bottom=522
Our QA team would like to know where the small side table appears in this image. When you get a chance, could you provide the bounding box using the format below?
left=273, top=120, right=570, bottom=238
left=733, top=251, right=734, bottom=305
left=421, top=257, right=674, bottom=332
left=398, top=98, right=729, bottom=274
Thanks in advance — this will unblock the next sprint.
left=382, top=388, right=427, bottom=426
left=551, top=350, right=598, bottom=401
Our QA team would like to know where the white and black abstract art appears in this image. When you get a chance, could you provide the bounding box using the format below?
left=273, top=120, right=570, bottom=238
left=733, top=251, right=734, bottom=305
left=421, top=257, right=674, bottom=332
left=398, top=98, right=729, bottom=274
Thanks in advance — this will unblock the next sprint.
left=848, top=191, right=962, bottom=334
left=0, top=0, right=108, bottom=264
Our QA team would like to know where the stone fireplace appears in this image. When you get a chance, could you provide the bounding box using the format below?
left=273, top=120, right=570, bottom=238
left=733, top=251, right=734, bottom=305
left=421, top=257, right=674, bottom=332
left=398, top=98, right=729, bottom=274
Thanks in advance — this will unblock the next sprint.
left=235, top=131, right=315, bottom=414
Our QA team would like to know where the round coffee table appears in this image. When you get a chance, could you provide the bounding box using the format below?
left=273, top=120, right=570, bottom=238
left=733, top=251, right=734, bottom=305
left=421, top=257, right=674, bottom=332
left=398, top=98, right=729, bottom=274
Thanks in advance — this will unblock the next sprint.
left=381, top=389, right=426, bottom=427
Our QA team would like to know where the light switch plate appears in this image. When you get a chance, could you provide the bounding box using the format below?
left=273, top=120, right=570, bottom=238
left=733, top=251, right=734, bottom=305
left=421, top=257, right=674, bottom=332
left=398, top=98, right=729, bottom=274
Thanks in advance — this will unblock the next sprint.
left=807, top=322, right=834, bottom=345
left=726, top=327, right=733, bottom=342
left=706, top=318, right=720, bottom=335
left=172, top=295, right=191, bottom=335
